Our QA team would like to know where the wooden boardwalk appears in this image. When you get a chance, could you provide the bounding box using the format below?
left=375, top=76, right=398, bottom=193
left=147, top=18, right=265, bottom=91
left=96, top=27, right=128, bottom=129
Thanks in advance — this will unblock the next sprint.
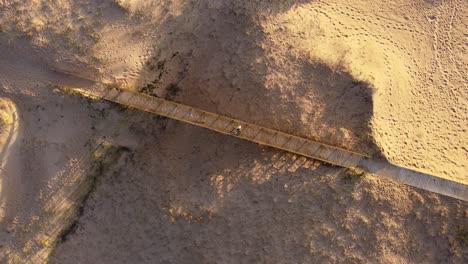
left=70, top=85, right=468, bottom=201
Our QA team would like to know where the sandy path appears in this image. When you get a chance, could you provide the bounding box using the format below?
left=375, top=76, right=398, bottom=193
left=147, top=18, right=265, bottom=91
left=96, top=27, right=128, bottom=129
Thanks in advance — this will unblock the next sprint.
left=0, top=40, right=108, bottom=261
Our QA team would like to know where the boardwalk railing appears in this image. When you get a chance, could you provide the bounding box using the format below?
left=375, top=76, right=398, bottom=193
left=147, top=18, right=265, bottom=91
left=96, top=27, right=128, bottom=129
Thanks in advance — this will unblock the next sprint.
left=69, top=85, right=468, bottom=201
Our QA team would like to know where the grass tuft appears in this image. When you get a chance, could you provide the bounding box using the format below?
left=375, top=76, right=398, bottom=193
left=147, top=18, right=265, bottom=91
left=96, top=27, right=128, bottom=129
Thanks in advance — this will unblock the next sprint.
left=344, top=167, right=366, bottom=181
left=456, top=225, right=468, bottom=246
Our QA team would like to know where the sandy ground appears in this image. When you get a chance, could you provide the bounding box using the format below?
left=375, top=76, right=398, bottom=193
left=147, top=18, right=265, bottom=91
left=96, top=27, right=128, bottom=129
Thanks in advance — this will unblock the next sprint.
left=48, top=118, right=467, bottom=263
left=0, top=0, right=467, bottom=263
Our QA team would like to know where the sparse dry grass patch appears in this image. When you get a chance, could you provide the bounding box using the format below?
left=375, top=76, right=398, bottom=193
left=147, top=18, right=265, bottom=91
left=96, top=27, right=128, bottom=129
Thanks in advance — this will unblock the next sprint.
left=47, top=142, right=133, bottom=259
left=112, top=0, right=131, bottom=12
left=0, top=99, right=13, bottom=131
left=344, top=167, right=367, bottom=181
left=456, top=225, right=468, bottom=246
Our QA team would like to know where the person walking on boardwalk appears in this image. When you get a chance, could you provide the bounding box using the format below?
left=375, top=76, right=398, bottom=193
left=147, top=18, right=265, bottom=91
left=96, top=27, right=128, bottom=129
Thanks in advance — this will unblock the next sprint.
left=234, top=125, right=242, bottom=135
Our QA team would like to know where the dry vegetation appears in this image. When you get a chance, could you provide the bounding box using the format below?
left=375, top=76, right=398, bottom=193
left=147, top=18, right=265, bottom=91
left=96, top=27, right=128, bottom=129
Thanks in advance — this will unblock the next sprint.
left=0, top=0, right=466, bottom=263
left=0, top=102, right=13, bottom=131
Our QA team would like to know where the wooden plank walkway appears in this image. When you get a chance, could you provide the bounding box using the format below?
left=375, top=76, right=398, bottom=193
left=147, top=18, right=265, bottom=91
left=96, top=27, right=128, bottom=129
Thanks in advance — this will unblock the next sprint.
left=70, top=85, right=468, bottom=201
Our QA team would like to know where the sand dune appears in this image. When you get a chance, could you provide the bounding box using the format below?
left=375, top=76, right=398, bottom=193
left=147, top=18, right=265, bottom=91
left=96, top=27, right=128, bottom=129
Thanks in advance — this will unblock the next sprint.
left=0, top=0, right=466, bottom=263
